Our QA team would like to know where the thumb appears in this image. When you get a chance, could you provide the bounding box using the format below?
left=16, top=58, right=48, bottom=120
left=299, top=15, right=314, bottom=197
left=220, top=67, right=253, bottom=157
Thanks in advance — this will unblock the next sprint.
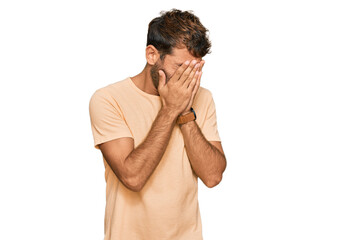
left=158, top=70, right=166, bottom=89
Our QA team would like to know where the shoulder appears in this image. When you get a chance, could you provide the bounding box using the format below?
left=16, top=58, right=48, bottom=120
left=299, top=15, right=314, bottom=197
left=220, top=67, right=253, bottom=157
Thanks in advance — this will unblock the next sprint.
left=89, top=87, right=109, bottom=106
left=196, top=86, right=213, bottom=100
left=192, top=86, right=216, bottom=116
left=194, top=86, right=214, bottom=105
left=89, top=78, right=130, bottom=102
left=89, top=84, right=117, bottom=111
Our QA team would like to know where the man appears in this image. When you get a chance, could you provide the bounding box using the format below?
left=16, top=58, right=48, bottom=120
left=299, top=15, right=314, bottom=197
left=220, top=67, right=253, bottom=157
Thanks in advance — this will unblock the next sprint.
left=89, top=9, right=227, bottom=240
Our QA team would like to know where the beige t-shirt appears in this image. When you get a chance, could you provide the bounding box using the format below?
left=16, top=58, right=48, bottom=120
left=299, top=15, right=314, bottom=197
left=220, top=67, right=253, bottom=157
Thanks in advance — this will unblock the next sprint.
left=89, top=77, right=221, bottom=240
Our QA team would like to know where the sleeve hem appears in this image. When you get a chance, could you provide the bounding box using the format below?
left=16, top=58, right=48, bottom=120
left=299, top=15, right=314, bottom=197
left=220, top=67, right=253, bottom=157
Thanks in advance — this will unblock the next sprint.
left=204, top=135, right=221, bottom=142
left=94, top=134, right=134, bottom=149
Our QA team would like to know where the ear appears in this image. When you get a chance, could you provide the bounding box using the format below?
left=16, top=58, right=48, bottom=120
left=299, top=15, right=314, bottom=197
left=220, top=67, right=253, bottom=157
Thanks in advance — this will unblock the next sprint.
left=145, top=45, right=160, bottom=65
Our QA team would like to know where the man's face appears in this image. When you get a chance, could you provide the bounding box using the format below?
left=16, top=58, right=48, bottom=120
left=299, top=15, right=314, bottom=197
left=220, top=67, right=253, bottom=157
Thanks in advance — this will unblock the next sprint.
left=150, top=47, right=202, bottom=89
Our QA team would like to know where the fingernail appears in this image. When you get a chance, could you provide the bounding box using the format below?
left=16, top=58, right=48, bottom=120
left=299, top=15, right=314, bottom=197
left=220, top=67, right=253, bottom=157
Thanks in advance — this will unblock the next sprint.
left=195, top=63, right=200, bottom=68
left=191, top=60, right=197, bottom=65
left=185, top=60, right=190, bottom=65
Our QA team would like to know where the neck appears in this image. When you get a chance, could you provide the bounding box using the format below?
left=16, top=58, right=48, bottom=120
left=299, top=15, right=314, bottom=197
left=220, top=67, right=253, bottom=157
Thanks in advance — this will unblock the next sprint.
left=130, top=64, right=160, bottom=96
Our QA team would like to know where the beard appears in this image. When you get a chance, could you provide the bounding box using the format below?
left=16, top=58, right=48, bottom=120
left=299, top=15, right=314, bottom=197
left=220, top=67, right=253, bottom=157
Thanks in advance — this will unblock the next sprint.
left=150, top=60, right=171, bottom=89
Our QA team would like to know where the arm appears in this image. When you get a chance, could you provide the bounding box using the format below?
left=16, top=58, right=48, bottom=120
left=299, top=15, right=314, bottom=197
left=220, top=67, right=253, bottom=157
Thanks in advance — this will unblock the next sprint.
left=98, top=60, right=201, bottom=192
left=178, top=60, right=226, bottom=188
left=179, top=120, right=227, bottom=188
left=99, top=107, right=178, bottom=192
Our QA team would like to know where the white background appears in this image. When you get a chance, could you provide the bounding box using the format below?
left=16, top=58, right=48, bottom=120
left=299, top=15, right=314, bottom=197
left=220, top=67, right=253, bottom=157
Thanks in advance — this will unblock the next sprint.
left=1, top=0, right=360, bottom=239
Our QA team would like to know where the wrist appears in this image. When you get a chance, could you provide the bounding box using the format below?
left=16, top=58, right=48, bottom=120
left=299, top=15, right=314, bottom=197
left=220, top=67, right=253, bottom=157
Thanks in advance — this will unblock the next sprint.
left=180, top=110, right=192, bottom=116
left=177, top=107, right=196, bottom=125
left=179, top=119, right=194, bottom=129
left=161, top=106, right=180, bottom=120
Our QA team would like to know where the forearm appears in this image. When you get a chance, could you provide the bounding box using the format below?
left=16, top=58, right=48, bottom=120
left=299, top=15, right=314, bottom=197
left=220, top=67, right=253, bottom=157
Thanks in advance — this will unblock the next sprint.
left=124, top=107, right=178, bottom=191
left=180, top=120, right=226, bottom=187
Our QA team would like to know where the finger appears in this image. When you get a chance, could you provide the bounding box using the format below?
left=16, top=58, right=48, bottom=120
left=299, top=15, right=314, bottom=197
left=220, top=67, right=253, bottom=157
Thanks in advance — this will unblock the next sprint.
left=192, top=71, right=202, bottom=93
left=197, top=70, right=203, bottom=83
left=184, top=62, right=200, bottom=87
left=169, top=60, right=190, bottom=83
left=188, top=72, right=201, bottom=108
left=194, top=71, right=202, bottom=93
left=158, top=70, right=166, bottom=90
left=190, top=74, right=201, bottom=101
left=179, top=60, right=198, bottom=85
left=199, top=60, right=205, bottom=72
left=187, top=70, right=200, bottom=89
left=189, top=71, right=202, bottom=99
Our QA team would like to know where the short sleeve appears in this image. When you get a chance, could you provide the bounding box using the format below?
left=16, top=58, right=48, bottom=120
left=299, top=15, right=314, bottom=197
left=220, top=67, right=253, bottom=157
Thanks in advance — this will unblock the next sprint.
left=89, top=89, right=133, bottom=149
left=201, top=92, right=221, bottom=142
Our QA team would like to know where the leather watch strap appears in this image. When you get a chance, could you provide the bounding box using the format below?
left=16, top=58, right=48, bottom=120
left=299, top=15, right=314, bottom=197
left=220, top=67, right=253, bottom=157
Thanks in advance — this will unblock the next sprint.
left=177, top=107, right=196, bottom=125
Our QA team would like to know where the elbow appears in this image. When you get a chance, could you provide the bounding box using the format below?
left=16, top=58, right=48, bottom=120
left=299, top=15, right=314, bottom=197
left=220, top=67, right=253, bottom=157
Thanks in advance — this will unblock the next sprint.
left=118, top=160, right=145, bottom=192
left=205, top=158, right=227, bottom=188
left=127, top=184, right=143, bottom=192
left=122, top=176, right=144, bottom=192
left=205, top=174, right=223, bottom=188
left=112, top=168, right=143, bottom=192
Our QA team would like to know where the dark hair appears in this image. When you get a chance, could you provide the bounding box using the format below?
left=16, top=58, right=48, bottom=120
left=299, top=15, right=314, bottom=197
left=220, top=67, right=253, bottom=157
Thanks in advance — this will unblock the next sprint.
left=146, top=9, right=212, bottom=60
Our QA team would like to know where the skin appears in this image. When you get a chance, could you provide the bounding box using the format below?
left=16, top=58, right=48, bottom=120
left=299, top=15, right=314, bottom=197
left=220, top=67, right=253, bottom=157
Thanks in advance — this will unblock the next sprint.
left=98, top=44, right=226, bottom=191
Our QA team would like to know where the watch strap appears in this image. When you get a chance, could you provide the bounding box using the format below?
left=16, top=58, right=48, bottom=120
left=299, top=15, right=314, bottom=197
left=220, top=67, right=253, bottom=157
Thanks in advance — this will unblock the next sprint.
left=177, top=107, right=196, bottom=125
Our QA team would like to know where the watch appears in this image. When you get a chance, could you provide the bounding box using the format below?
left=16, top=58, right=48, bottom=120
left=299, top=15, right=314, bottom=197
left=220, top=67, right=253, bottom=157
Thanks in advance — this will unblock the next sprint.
left=177, top=107, right=197, bottom=125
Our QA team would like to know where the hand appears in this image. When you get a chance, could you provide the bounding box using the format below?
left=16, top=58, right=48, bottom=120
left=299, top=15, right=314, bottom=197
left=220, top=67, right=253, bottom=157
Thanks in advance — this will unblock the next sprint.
left=180, top=60, right=205, bottom=116
left=158, top=59, right=201, bottom=116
